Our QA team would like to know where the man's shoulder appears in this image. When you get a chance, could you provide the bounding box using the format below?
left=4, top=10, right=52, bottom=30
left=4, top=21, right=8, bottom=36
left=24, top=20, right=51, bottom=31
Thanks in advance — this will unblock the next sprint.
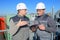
left=44, top=14, right=50, bottom=17
left=35, top=14, right=51, bottom=20
left=24, top=16, right=29, bottom=20
left=9, top=15, right=17, bottom=21
left=44, top=14, right=53, bottom=20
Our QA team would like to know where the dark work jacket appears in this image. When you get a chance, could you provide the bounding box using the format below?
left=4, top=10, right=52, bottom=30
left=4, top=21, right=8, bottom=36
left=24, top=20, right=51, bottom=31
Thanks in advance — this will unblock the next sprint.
left=35, top=14, right=57, bottom=38
left=10, top=15, right=29, bottom=40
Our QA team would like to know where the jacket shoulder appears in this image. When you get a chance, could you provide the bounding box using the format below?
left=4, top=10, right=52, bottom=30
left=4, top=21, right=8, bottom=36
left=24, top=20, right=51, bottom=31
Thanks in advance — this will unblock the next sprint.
left=24, top=16, right=29, bottom=20
left=9, top=15, right=18, bottom=21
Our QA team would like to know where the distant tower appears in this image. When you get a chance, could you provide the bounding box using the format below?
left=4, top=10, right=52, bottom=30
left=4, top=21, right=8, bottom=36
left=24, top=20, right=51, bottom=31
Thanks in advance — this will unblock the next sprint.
left=51, top=6, right=54, bottom=19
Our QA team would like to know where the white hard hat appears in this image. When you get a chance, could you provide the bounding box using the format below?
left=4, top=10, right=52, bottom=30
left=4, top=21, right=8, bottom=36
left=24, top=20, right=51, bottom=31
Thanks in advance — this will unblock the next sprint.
left=36, top=2, right=45, bottom=9
left=16, top=3, right=27, bottom=10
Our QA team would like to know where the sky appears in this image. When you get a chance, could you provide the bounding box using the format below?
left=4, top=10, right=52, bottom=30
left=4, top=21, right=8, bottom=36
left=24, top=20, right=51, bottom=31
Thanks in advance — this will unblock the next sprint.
left=0, top=0, right=60, bottom=15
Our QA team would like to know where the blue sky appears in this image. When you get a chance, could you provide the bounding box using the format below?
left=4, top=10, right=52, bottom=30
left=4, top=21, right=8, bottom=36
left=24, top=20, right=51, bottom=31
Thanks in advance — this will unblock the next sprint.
left=0, top=0, right=60, bottom=15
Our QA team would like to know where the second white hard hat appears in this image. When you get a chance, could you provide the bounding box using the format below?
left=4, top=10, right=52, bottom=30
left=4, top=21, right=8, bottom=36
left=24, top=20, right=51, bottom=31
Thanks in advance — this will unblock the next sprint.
left=36, top=2, right=45, bottom=9
left=16, top=3, right=27, bottom=10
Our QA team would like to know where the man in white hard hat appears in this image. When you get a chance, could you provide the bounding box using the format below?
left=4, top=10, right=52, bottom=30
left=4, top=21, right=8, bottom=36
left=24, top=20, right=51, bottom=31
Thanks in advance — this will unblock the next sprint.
left=9, top=3, right=29, bottom=40
left=35, top=2, right=57, bottom=40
